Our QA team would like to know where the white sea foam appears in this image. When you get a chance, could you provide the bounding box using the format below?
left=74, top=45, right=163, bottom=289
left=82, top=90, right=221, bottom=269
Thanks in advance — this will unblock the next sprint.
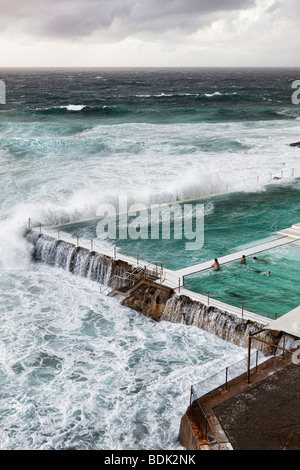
left=35, top=105, right=86, bottom=112
left=205, top=92, right=222, bottom=97
left=135, top=93, right=200, bottom=98
left=60, top=105, right=86, bottom=111
left=1, top=71, right=300, bottom=450
left=0, top=265, right=246, bottom=449
left=1, top=118, right=300, bottom=264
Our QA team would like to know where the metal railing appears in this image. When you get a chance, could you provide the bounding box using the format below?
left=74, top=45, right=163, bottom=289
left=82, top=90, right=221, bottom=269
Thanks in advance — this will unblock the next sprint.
left=221, top=165, right=300, bottom=194
left=27, top=218, right=292, bottom=321
left=100, top=260, right=165, bottom=296
left=222, top=219, right=279, bottom=251
left=190, top=330, right=294, bottom=406
left=27, top=163, right=300, bottom=235
left=188, top=330, right=295, bottom=448
left=28, top=220, right=162, bottom=270
left=100, top=267, right=145, bottom=295
left=190, top=349, right=264, bottom=405
left=203, top=287, right=283, bottom=320
left=187, top=398, right=216, bottom=446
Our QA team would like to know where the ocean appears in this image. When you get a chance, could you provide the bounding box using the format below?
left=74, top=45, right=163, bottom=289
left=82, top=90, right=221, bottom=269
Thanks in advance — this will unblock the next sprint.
left=0, top=68, right=300, bottom=450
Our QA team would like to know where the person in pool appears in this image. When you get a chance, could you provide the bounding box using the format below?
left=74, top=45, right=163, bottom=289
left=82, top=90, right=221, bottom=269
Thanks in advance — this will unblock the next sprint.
left=253, top=270, right=271, bottom=275
left=253, top=256, right=270, bottom=264
left=240, top=255, right=246, bottom=265
left=211, top=259, right=220, bottom=271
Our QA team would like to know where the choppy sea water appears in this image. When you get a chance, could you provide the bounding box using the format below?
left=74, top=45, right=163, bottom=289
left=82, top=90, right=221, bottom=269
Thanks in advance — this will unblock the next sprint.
left=0, top=68, right=300, bottom=449
left=0, top=265, right=246, bottom=450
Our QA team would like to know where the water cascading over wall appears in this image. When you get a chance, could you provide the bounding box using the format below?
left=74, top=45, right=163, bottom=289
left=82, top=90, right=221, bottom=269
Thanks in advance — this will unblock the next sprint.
left=25, top=230, right=281, bottom=350
left=122, top=284, right=266, bottom=349
left=161, top=295, right=263, bottom=348
left=25, top=230, right=132, bottom=287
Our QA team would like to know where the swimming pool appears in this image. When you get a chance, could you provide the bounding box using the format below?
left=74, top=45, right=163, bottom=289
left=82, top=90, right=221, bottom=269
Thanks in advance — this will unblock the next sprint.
left=51, top=181, right=300, bottom=271
left=184, top=241, right=300, bottom=319
left=42, top=181, right=300, bottom=320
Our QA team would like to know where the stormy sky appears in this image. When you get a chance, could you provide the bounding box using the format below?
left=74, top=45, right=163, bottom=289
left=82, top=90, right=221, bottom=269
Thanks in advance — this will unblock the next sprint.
left=0, top=0, right=299, bottom=66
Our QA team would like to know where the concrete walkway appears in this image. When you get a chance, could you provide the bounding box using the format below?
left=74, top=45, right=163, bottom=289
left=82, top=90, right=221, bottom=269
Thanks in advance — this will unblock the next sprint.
left=174, top=235, right=296, bottom=279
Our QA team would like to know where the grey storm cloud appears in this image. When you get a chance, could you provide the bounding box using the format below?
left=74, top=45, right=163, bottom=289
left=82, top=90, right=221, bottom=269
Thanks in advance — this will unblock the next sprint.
left=0, top=0, right=257, bottom=38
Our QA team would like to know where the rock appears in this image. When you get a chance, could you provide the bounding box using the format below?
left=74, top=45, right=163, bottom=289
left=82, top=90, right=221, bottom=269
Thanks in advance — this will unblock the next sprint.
left=290, top=142, right=300, bottom=148
left=122, top=285, right=173, bottom=322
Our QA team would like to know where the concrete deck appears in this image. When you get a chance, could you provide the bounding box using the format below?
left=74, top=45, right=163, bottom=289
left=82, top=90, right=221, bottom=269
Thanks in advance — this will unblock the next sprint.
left=213, top=359, right=300, bottom=450
left=192, top=355, right=300, bottom=450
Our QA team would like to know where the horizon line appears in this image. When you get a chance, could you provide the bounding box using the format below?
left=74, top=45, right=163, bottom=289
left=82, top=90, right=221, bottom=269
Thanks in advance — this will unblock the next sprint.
left=0, top=65, right=300, bottom=69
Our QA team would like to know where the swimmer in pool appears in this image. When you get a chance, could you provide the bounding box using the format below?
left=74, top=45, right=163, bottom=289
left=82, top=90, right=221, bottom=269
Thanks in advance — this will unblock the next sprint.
left=253, top=270, right=271, bottom=275
left=211, top=259, right=220, bottom=271
left=253, top=257, right=270, bottom=264
left=240, top=255, right=246, bottom=265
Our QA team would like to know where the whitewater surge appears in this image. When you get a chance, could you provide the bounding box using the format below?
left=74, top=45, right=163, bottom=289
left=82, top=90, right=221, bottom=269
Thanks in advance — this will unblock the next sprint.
left=1, top=68, right=300, bottom=450
left=0, top=263, right=247, bottom=450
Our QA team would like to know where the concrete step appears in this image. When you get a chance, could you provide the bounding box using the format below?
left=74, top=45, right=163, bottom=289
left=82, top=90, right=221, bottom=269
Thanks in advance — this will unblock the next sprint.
left=278, top=229, right=300, bottom=239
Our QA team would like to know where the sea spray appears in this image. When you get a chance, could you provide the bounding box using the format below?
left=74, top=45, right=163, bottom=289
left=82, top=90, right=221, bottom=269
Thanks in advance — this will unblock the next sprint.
left=1, top=68, right=300, bottom=451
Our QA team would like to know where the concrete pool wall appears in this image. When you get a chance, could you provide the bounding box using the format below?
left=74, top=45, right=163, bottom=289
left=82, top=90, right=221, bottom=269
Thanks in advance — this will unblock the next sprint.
left=25, top=229, right=285, bottom=350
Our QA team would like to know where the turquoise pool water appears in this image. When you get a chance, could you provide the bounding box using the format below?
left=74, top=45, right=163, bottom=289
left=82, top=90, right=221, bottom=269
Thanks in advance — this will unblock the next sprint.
left=55, top=181, right=300, bottom=271
left=185, top=242, right=300, bottom=319
left=52, top=181, right=300, bottom=319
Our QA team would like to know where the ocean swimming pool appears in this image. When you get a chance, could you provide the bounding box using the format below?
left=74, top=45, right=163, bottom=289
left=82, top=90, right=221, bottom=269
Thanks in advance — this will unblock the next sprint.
left=2, top=68, right=300, bottom=449
left=184, top=241, right=300, bottom=319
left=50, top=181, right=300, bottom=272
left=41, top=181, right=300, bottom=321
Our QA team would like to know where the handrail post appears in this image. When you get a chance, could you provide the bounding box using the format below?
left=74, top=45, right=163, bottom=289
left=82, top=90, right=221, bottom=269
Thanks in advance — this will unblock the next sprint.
left=178, top=278, right=181, bottom=293
left=247, top=333, right=252, bottom=384
left=190, top=386, right=194, bottom=407
left=207, top=291, right=210, bottom=306
left=39, top=223, right=42, bottom=234
left=58, top=230, right=60, bottom=240
left=204, top=418, right=208, bottom=441
left=225, top=367, right=228, bottom=390
left=91, top=239, right=93, bottom=251
left=242, top=301, right=244, bottom=318
left=28, top=218, right=31, bottom=230
left=76, top=235, right=79, bottom=247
